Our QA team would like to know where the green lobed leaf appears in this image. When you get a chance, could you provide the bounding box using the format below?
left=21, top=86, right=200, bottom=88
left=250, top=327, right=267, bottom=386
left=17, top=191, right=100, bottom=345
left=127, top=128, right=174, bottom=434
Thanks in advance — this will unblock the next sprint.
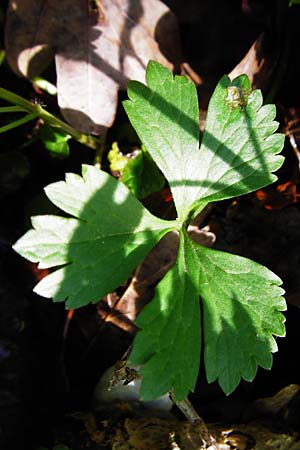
left=129, top=229, right=201, bottom=401
left=193, top=75, right=285, bottom=212
left=123, top=60, right=202, bottom=220
left=190, top=242, right=286, bottom=395
left=124, top=63, right=284, bottom=221
left=13, top=165, right=176, bottom=308
left=131, top=230, right=286, bottom=399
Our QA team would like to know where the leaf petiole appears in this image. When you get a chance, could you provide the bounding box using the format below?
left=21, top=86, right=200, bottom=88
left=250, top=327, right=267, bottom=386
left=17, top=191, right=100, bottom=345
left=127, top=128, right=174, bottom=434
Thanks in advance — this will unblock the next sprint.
left=0, top=105, right=27, bottom=113
left=0, top=87, right=101, bottom=151
left=0, top=111, right=39, bottom=133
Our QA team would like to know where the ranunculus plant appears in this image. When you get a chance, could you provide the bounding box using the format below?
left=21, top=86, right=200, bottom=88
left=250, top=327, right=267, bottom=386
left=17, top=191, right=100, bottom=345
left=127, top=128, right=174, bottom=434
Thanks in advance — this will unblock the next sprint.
left=13, top=61, right=286, bottom=401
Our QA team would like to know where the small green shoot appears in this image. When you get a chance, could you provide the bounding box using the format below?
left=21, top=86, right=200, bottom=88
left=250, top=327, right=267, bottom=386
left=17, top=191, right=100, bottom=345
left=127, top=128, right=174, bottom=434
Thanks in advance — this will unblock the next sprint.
left=108, top=142, right=165, bottom=198
left=31, top=76, right=58, bottom=95
left=40, top=124, right=71, bottom=158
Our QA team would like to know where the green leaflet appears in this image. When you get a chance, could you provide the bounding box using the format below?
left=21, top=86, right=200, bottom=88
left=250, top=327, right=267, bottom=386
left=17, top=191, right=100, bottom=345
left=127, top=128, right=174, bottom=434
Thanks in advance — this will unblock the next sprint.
left=13, top=165, right=176, bottom=308
left=130, top=230, right=285, bottom=399
left=190, top=242, right=286, bottom=395
left=123, top=61, right=201, bottom=221
left=124, top=63, right=284, bottom=220
left=129, top=230, right=201, bottom=401
left=193, top=75, right=285, bottom=212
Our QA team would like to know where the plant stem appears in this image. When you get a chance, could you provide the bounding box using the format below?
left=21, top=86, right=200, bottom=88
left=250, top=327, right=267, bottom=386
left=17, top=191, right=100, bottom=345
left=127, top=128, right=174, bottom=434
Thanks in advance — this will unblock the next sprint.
left=0, top=112, right=39, bottom=133
left=40, top=107, right=101, bottom=151
left=0, top=106, right=27, bottom=113
left=170, top=394, right=214, bottom=447
left=0, top=87, right=101, bottom=151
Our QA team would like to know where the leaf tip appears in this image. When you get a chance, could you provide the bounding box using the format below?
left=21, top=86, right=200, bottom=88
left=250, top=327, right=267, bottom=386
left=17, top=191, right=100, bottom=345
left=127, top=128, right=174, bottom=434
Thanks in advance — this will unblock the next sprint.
left=146, top=60, right=173, bottom=87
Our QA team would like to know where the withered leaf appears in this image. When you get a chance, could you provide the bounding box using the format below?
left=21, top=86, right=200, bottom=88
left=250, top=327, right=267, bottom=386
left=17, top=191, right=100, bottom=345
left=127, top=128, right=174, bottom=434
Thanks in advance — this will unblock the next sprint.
left=5, top=0, right=181, bottom=134
left=228, top=0, right=288, bottom=95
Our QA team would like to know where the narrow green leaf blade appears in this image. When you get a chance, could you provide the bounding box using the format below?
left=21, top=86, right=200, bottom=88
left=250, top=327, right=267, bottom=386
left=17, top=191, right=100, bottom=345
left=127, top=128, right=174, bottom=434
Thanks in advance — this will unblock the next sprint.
left=195, top=75, right=285, bottom=208
left=13, top=165, right=176, bottom=308
left=123, top=61, right=202, bottom=220
left=129, top=230, right=201, bottom=401
left=189, top=242, right=286, bottom=395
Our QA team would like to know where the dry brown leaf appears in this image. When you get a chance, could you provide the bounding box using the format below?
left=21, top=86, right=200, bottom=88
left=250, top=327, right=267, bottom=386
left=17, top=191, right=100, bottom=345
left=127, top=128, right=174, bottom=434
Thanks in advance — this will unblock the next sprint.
left=228, top=33, right=278, bottom=92
left=5, top=0, right=181, bottom=134
left=243, top=384, right=300, bottom=428
left=228, top=2, right=288, bottom=93
left=5, top=1, right=55, bottom=78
